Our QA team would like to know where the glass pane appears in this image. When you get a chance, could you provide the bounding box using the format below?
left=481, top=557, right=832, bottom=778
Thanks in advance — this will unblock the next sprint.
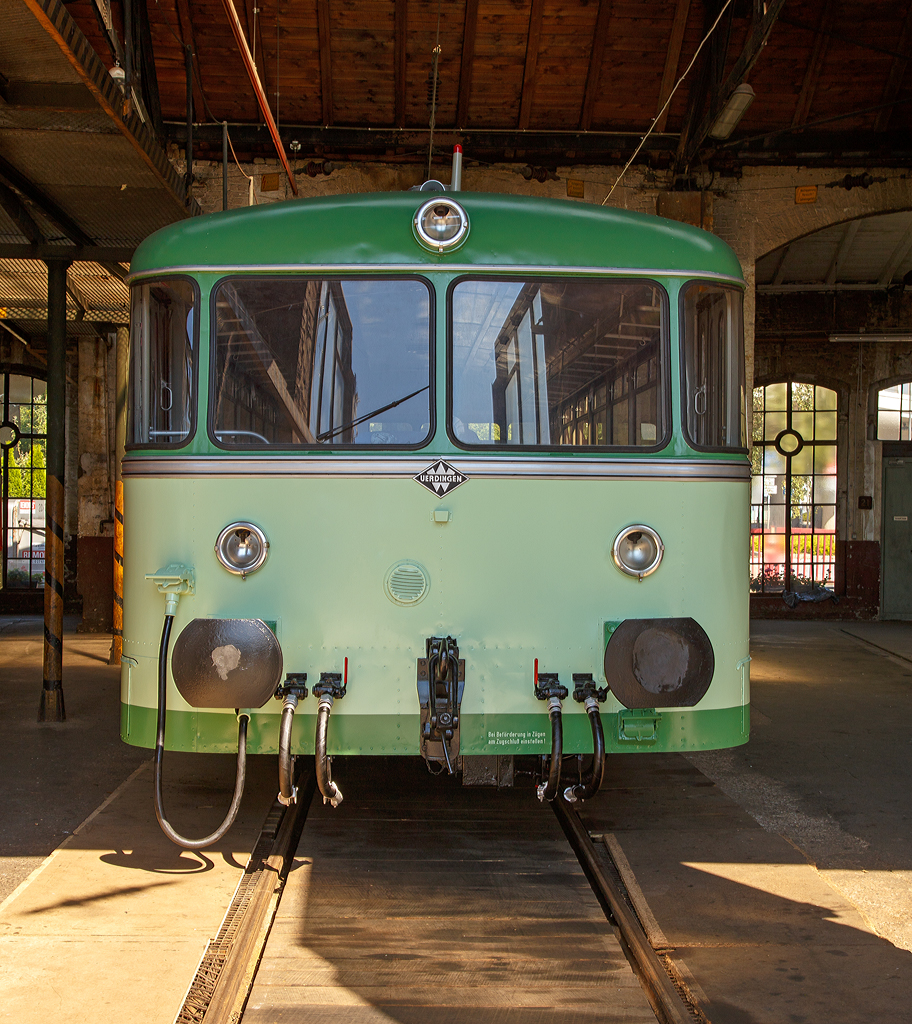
left=814, top=445, right=837, bottom=475
left=816, top=505, right=836, bottom=532
left=764, top=410, right=786, bottom=439
left=452, top=278, right=666, bottom=448
left=791, top=382, right=815, bottom=410
left=212, top=277, right=432, bottom=447
left=791, top=445, right=813, bottom=475
left=791, top=411, right=813, bottom=440
left=752, top=410, right=763, bottom=442
left=764, top=382, right=787, bottom=411
left=815, top=475, right=837, bottom=504
left=815, top=385, right=837, bottom=410
left=815, top=410, right=837, bottom=439
left=878, top=409, right=900, bottom=441
left=763, top=447, right=786, bottom=476
left=752, top=386, right=764, bottom=413
left=681, top=284, right=745, bottom=448
left=128, top=279, right=196, bottom=446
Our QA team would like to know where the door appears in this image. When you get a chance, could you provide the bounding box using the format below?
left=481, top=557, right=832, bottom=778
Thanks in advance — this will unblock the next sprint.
left=882, top=457, right=912, bottom=619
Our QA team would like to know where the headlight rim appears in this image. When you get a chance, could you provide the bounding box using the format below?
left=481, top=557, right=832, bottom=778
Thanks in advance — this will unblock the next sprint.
left=215, top=520, right=270, bottom=578
left=412, top=196, right=470, bottom=252
left=611, top=523, right=664, bottom=581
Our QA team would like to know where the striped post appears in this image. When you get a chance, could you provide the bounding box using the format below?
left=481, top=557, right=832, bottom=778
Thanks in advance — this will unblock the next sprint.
left=109, top=325, right=128, bottom=666
left=39, top=258, right=69, bottom=722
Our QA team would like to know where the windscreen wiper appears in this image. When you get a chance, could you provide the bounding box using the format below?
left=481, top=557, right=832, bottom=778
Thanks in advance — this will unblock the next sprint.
left=317, top=384, right=430, bottom=441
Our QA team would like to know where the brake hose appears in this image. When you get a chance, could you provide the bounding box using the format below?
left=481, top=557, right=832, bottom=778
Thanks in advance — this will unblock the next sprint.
left=153, top=613, right=248, bottom=850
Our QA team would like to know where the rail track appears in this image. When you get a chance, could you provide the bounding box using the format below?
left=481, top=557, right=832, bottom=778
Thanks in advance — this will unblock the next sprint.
left=176, top=759, right=707, bottom=1024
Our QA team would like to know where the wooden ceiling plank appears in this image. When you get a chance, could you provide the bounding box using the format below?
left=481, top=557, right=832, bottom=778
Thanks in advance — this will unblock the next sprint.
left=317, top=0, right=333, bottom=126
left=456, top=0, right=478, bottom=128
left=654, top=0, right=691, bottom=133
left=825, top=220, right=861, bottom=286
left=579, top=0, right=613, bottom=132
left=518, top=0, right=546, bottom=130
left=394, top=0, right=407, bottom=127
left=791, top=0, right=835, bottom=128
left=875, top=0, right=912, bottom=132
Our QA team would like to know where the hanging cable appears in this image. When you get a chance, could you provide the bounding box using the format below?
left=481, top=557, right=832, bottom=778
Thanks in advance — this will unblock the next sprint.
left=603, top=0, right=734, bottom=204
left=426, top=0, right=443, bottom=181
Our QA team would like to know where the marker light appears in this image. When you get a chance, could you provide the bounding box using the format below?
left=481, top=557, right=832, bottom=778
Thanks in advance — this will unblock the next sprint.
left=612, top=525, right=664, bottom=580
left=413, top=197, right=469, bottom=252
left=215, top=522, right=269, bottom=578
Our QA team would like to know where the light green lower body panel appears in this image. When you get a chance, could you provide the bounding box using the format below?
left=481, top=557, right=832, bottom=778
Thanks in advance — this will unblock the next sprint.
left=122, top=703, right=748, bottom=755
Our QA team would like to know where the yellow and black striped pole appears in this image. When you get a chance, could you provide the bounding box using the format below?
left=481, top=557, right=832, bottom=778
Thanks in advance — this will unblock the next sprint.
left=110, top=325, right=128, bottom=666
left=39, top=258, right=69, bottom=722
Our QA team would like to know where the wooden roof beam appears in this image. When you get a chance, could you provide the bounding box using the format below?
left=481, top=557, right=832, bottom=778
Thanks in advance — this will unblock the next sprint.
left=679, top=0, right=786, bottom=170
left=518, top=0, right=546, bottom=130
left=654, top=0, right=691, bottom=133
left=456, top=0, right=479, bottom=128
left=791, top=0, right=835, bottom=128
left=317, top=0, right=333, bottom=126
left=394, top=0, right=407, bottom=128
left=874, top=0, right=912, bottom=132
left=579, top=0, right=613, bottom=132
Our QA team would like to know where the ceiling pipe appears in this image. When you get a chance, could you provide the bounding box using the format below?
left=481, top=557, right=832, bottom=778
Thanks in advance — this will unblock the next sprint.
left=219, top=0, right=298, bottom=197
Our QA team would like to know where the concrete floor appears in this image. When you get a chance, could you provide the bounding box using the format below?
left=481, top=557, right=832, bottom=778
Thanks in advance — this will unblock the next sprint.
left=0, top=617, right=909, bottom=1023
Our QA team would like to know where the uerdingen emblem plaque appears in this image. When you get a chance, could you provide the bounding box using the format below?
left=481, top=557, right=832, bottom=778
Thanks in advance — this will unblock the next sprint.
left=414, top=460, right=468, bottom=496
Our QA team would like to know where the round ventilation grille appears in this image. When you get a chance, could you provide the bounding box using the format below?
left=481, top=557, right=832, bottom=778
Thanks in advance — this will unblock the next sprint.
left=384, top=560, right=430, bottom=606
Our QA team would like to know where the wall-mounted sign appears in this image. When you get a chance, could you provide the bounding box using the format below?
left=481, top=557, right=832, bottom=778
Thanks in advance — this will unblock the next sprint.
left=795, top=185, right=818, bottom=204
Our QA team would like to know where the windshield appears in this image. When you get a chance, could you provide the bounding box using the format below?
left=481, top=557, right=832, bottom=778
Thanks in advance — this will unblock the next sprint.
left=211, top=276, right=432, bottom=447
left=450, top=278, right=667, bottom=448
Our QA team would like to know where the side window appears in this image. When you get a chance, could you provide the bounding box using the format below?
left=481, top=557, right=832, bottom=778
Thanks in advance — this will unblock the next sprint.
left=681, top=283, right=746, bottom=450
left=128, top=278, right=196, bottom=447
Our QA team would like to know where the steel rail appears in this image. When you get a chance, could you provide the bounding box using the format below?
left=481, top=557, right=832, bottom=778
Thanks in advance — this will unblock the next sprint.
left=551, top=795, right=699, bottom=1024
left=173, top=766, right=316, bottom=1024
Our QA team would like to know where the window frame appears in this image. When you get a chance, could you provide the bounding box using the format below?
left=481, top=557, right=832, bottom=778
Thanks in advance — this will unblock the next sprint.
left=206, top=273, right=436, bottom=452
left=446, top=274, right=672, bottom=453
left=126, top=274, right=200, bottom=451
left=678, top=280, right=747, bottom=454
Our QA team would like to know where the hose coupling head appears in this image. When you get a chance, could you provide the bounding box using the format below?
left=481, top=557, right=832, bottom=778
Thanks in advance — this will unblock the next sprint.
left=318, top=693, right=334, bottom=712
left=278, top=786, right=298, bottom=806
left=547, top=695, right=562, bottom=716
left=584, top=695, right=600, bottom=713
left=146, top=564, right=195, bottom=616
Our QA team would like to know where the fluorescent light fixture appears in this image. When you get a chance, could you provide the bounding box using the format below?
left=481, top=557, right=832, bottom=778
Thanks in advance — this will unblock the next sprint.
left=708, top=83, right=755, bottom=140
left=830, top=334, right=912, bottom=343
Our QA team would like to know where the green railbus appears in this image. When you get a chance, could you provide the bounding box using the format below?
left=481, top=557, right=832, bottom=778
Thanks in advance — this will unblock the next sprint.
left=122, top=187, right=749, bottom=846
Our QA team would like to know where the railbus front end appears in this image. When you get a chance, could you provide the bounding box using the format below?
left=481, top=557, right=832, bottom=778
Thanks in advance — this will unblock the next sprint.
left=120, top=190, right=750, bottom=846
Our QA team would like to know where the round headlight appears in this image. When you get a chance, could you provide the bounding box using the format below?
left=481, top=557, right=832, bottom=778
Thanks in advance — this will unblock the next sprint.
left=413, top=197, right=469, bottom=252
left=215, top=522, right=269, bottom=578
left=612, top=525, right=664, bottom=580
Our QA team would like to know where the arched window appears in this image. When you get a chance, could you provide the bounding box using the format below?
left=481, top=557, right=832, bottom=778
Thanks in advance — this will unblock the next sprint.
left=0, top=371, right=48, bottom=590
left=750, top=382, right=837, bottom=594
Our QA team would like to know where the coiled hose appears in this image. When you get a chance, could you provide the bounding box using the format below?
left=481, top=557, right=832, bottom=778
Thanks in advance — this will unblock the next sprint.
left=315, top=694, right=343, bottom=807
left=153, top=613, right=248, bottom=850
left=536, top=696, right=563, bottom=802
left=563, top=698, right=605, bottom=803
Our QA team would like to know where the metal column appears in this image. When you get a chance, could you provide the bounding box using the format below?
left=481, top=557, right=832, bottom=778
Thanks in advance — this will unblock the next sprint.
left=38, top=258, right=69, bottom=722
left=109, top=324, right=128, bottom=665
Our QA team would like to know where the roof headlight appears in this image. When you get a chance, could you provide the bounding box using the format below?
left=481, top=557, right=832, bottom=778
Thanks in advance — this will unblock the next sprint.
left=215, top=521, right=269, bottom=578
left=413, top=197, right=469, bottom=252
left=612, top=525, right=664, bottom=581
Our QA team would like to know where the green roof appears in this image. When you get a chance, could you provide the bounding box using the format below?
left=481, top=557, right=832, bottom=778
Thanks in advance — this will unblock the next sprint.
left=130, top=191, right=744, bottom=281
